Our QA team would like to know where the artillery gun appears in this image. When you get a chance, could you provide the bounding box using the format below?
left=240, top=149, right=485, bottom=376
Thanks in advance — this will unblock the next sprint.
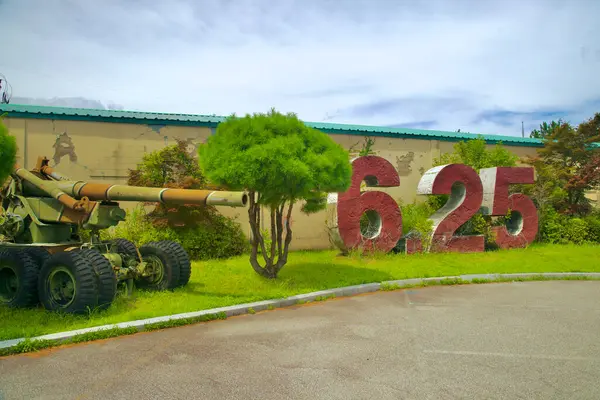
left=0, top=156, right=248, bottom=314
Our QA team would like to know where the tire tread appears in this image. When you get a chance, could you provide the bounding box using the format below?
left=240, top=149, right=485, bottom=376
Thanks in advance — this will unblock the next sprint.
left=0, top=248, right=40, bottom=307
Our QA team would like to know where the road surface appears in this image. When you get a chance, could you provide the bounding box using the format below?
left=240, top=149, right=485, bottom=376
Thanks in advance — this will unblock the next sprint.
left=1, top=280, right=600, bottom=399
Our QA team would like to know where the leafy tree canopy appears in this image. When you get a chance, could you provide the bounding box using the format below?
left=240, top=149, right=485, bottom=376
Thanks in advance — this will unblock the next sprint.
left=127, top=138, right=222, bottom=228
left=124, top=138, right=249, bottom=259
left=530, top=119, right=564, bottom=139
left=128, top=138, right=206, bottom=189
left=427, top=136, right=520, bottom=226
left=0, top=115, right=17, bottom=184
left=198, top=109, right=352, bottom=212
left=433, top=136, right=519, bottom=170
left=537, top=114, right=600, bottom=165
left=198, top=109, right=352, bottom=278
left=524, top=113, right=600, bottom=215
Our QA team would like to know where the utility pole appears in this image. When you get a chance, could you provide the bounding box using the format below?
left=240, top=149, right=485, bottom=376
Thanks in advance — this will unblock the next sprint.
left=521, top=121, right=525, bottom=138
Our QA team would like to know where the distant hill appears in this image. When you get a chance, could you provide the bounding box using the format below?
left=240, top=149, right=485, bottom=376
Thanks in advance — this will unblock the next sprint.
left=9, top=96, right=124, bottom=110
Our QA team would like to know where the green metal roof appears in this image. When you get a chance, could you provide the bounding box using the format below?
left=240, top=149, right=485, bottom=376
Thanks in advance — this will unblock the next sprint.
left=0, top=103, right=545, bottom=147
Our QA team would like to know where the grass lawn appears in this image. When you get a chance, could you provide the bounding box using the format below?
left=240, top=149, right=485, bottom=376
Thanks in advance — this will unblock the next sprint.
left=1, top=243, right=599, bottom=341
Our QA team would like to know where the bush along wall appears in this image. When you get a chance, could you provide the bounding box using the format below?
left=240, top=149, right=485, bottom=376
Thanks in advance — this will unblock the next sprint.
left=522, top=113, right=600, bottom=245
left=106, top=205, right=249, bottom=260
left=99, top=138, right=250, bottom=260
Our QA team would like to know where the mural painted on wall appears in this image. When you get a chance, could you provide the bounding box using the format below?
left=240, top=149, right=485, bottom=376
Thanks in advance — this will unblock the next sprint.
left=395, top=152, right=414, bottom=176
left=329, top=155, right=538, bottom=255
left=52, top=132, right=78, bottom=165
left=42, top=124, right=206, bottom=180
left=182, top=137, right=201, bottom=159
left=347, top=136, right=419, bottom=179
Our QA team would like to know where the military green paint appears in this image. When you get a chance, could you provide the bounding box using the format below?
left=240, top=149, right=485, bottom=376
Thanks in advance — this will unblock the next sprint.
left=29, top=222, right=72, bottom=244
left=47, top=266, right=77, bottom=309
left=144, top=254, right=165, bottom=284
left=84, top=203, right=126, bottom=230
left=14, top=167, right=75, bottom=206
left=102, top=252, right=122, bottom=270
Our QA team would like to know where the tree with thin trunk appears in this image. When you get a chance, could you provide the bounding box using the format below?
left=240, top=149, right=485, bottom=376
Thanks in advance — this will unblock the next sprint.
left=524, top=113, right=600, bottom=216
left=198, top=109, right=352, bottom=278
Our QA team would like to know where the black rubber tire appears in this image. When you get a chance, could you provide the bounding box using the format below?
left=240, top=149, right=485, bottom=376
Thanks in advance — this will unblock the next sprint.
left=137, top=241, right=181, bottom=291
left=37, top=251, right=99, bottom=314
left=0, top=248, right=41, bottom=308
left=77, top=248, right=117, bottom=311
left=156, top=240, right=191, bottom=287
left=112, top=238, right=140, bottom=262
left=25, top=246, right=52, bottom=267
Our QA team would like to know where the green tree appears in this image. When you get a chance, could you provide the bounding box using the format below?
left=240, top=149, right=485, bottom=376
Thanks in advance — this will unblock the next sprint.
left=433, top=136, right=519, bottom=170
left=524, top=113, right=600, bottom=215
left=429, top=136, right=519, bottom=210
left=0, top=114, right=17, bottom=184
left=530, top=119, right=564, bottom=139
left=198, top=109, right=352, bottom=278
left=124, top=138, right=249, bottom=260
left=127, top=138, right=207, bottom=189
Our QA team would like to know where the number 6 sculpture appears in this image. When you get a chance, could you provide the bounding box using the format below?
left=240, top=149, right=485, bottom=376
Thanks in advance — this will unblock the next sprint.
left=335, top=155, right=538, bottom=254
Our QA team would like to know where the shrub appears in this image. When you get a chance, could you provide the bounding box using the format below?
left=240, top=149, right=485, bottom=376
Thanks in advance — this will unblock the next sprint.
left=538, top=206, right=568, bottom=244
left=106, top=205, right=249, bottom=260
left=537, top=206, right=600, bottom=245
left=389, top=201, right=435, bottom=253
left=563, top=218, right=590, bottom=245
left=584, top=214, right=600, bottom=243
left=117, top=138, right=250, bottom=260
left=400, top=201, right=435, bottom=237
left=433, top=136, right=519, bottom=170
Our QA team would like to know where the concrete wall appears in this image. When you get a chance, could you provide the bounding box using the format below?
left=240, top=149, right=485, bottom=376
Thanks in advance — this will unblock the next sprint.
left=3, top=116, right=594, bottom=251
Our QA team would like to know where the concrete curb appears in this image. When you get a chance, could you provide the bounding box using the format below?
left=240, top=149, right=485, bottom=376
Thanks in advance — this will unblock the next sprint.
left=2, top=272, right=600, bottom=352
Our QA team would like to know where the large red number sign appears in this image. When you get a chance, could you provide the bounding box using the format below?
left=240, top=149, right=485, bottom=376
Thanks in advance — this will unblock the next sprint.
left=335, top=155, right=538, bottom=254
left=479, top=167, right=538, bottom=248
left=416, top=164, right=485, bottom=253
left=337, top=156, right=402, bottom=252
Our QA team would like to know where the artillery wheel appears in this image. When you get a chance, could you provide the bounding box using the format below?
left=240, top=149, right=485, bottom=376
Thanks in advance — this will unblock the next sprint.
left=112, top=238, right=140, bottom=262
left=0, top=248, right=41, bottom=308
left=37, top=251, right=99, bottom=314
left=77, top=248, right=117, bottom=311
left=136, top=241, right=181, bottom=291
left=146, top=240, right=191, bottom=287
left=25, top=246, right=51, bottom=267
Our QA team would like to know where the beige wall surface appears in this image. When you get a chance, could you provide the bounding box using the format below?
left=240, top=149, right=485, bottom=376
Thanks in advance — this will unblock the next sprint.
left=2, top=117, right=554, bottom=251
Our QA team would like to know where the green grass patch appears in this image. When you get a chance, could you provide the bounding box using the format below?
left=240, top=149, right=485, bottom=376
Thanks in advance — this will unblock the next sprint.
left=1, top=243, right=599, bottom=343
left=0, top=312, right=228, bottom=357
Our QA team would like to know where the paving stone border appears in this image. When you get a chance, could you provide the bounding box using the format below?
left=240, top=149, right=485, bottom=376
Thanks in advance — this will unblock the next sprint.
left=2, top=272, right=600, bottom=352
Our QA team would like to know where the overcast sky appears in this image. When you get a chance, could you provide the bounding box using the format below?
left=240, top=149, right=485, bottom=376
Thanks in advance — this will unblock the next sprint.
left=1, top=0, right=599, bottom=137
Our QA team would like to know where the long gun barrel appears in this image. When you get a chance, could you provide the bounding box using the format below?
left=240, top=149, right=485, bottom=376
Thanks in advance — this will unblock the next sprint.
left=16, top=157, right=248, bottom=209
left=13, top=165, right=87, bottom=210
left=54, top=182, right=248, bottom=207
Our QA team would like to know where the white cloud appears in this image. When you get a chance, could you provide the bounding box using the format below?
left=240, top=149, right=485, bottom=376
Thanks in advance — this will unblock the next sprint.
left=1, top=0, right=599, bottom=136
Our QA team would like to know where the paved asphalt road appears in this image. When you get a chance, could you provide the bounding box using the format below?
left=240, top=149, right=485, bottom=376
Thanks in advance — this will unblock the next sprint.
left=1, top=280, right=600, bottom=400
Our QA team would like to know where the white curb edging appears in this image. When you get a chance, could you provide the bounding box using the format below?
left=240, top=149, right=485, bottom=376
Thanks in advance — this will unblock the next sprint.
left=2, top=272, right=600, bottom=352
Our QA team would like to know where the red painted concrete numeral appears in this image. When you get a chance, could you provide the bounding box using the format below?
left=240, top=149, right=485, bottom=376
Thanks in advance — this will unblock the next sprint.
left=479, top=167, right=538, bottom=248
left=417, top=164, right=485, bottom=253
left=337, top=156, right=402, bottom=253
